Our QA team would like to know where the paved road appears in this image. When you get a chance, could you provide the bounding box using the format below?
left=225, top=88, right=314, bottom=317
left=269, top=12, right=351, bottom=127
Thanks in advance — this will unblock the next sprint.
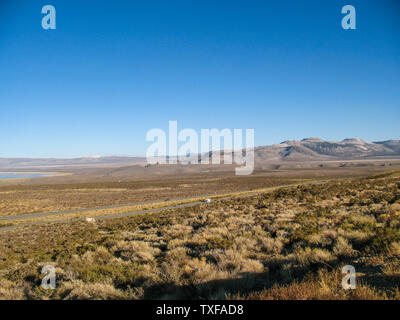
left=0, top=197, right=202, bottom=222
left=0, top=201, right=204, bottom=233
left=0, top=183, right=303, bottom=222
left=0, top=180, right=328, bottom=233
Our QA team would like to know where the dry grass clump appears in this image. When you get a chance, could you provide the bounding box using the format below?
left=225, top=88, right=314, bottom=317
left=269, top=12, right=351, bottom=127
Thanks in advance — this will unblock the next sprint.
left=259, top=237, right=284, bottom=254
left=0, top=278, right=25, bottom=300
left=381, top=261, right=400, bottom=277
left=59, top=280, right=127, bottom=300
left=231, top=269, right=390, bottom=300
left=332, top=237, right=358, bottom=258
left=389, top=242, right=400, bottom=256
left=112, top=241, right=161, bottom=263
left=292, top=247, right=335, bottom=267
left=308, top=229, right=338, bottom=246
left=211, top=249, right=264, bottom=274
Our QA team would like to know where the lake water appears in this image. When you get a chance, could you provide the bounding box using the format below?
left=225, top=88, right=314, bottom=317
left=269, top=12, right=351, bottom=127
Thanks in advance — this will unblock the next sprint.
left=0, top=173, right=51, bottom=179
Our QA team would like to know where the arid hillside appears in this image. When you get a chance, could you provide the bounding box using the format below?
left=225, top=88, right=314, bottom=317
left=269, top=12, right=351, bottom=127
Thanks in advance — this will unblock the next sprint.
left=1, top=138, right=399, bottom=172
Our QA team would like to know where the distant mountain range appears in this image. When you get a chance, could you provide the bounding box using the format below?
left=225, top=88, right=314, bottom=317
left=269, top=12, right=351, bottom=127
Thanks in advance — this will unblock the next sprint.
left=253, top=138, right=400, bottom=162
left=1, top=138, right=399, bottom=168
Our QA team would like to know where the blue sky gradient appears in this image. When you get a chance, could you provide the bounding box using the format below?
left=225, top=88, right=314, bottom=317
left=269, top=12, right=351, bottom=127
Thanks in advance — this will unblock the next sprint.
left=0, top=0, right=399, bottom=157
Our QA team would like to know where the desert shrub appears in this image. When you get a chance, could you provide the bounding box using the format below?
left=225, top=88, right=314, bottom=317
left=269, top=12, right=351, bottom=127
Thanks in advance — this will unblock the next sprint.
left=332, top=237, right=358, bottom=259
left=308, top=230, right=338, bottom=247
left=389, top=241, right=400, bottom=256
left=363, top=226, right=400, bottom=254
left=0, top=278, right=24, bottom=300
left=292, top=247, right=335, bottom=267
left=231, top=268, right=388, bottom=300
left=260, top=237, right=284, bottom=254
left=59, top=280, right=126, bottom=300
left=112, top=241, right=160, bottom=263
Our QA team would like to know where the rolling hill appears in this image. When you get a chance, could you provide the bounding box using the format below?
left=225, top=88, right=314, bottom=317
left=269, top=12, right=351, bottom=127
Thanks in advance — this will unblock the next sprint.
left=1, top=138, right=399, bottom=169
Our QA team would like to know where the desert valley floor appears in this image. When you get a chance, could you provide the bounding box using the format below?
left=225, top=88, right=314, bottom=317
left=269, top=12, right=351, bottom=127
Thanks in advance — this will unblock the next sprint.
left=0, top=161, right=400, bottom=299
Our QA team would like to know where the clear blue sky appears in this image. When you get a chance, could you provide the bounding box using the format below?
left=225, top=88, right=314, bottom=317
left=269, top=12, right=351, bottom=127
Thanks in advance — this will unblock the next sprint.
left=0, top=0, right=399, bottom=158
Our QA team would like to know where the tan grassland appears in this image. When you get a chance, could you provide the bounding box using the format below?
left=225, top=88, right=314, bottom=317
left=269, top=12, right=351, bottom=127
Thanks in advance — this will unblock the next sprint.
left=0, top=167, right=399, bottom=299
